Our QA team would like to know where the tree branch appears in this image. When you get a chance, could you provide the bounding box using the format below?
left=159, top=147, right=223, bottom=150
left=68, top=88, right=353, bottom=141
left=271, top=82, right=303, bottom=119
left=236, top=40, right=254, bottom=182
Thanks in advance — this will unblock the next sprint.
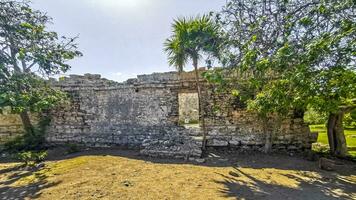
left=25, top=61, right=37, bottom=72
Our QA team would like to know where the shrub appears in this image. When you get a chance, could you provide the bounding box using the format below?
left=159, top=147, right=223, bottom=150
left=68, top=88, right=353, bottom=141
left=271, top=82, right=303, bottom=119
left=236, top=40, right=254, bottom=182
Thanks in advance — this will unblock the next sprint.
left=312, top=143, right=330, bottom=155
left=16, top=151, right=47, bottom=166
left=304, top=108, right=327, bottom=125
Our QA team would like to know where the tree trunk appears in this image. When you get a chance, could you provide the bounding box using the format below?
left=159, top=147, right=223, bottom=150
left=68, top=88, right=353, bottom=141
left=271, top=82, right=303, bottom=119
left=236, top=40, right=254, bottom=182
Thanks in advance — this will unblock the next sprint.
left=9, top=44, right=34, bottom=135
left=334, top=112, right=347, bottom=156
left=263, top=118, right=272, bottom=153
left=327, top=113, right=337, bottom=154
left=327, top=112, right=347, bottom=157
left=193, top=58, right=208, bottom=150
left=20, top=111, right=34, bottom=135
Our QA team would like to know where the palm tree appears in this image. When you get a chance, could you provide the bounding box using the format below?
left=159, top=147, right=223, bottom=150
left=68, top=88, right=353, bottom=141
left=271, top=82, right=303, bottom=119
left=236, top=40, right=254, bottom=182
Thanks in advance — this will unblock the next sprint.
left=164, top=16, right=219, bottom=150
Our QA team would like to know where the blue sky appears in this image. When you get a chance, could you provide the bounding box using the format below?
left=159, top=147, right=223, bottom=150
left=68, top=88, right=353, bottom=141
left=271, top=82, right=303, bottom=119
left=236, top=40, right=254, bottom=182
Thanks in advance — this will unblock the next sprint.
left=31, top=0, right=226, bottom=82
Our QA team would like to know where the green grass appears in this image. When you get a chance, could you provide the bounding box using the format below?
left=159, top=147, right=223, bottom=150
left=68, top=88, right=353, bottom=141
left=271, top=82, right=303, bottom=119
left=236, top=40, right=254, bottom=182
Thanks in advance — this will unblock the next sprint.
left=310, top=124, right=356, bottom=157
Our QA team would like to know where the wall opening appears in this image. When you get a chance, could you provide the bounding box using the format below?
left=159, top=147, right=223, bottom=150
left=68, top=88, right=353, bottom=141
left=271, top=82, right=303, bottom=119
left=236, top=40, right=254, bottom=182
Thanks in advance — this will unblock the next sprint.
left=178, top=93, right=199, bottom=125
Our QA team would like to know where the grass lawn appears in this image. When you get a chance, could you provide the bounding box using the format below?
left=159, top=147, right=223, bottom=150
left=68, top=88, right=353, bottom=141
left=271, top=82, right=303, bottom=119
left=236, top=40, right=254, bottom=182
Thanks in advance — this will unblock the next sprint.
left=310, top=124, right=356, bottom=157
left=0, top=150, right=355, bottom=200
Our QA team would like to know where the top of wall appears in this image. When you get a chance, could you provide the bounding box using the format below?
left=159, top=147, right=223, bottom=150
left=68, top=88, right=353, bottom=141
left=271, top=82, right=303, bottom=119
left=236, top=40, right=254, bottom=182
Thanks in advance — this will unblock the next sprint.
left=49, top=68, right=206, bottom=90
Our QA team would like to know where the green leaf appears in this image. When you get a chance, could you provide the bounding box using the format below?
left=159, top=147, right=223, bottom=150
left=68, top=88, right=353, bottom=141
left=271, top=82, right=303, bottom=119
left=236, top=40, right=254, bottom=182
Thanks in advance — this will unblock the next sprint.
left=231, top=89, right=240, bottom=97
left=20, top=22, right=33, bottom=29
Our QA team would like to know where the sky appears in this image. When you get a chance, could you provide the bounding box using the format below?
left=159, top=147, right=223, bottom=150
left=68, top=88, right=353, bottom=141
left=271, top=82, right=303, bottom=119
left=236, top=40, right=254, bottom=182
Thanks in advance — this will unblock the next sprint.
left=31, top=0, right=226, bottom=82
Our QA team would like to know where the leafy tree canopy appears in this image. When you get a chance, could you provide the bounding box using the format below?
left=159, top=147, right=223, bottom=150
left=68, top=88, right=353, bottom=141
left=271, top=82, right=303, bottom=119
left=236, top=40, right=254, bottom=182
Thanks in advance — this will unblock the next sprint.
left=0, top=0, right=81, bottom=115
left=210, top=0, right=356, bottom=117
left=0, top=72, right=67, bottom=114
left=206, top=0, right=355, bottom=156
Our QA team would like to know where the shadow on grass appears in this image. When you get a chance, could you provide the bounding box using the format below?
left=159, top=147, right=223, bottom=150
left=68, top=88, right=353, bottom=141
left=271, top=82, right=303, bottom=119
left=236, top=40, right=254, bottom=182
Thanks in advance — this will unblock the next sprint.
left=33, top=147, right=356, bottom=171
left=43, top=148, right=354, bottom=200
left=0, top=165, right=61, bottom=200
left=348, top=147, right=356, bottom=152
left=0, top=147, right=355, bottom=200
left=2, top=147, right=355, bottom=172
left=43, top=147, right=316, bottom=168
left=215, top=166, right=356, bottom=200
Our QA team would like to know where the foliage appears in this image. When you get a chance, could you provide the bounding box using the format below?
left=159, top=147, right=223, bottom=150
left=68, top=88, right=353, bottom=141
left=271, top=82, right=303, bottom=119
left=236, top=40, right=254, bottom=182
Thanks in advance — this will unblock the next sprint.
left=209, top=0, right=356, bottom=117
left=344, top=112, right=356, bottom=128
left=0, top=0, right=82, bottom=76
left=0, top=0, right=81, bottom=151
left=312, top=143, right=330, bottom=155
left=4, top=116, right=51, bottom=153
left=203, top=0, right=356, bottom=155
left=16, top=150, right=47, bottom=166
left=0, top=73, right=68, bottom=114
left=310, top=124, right=356, bottom=158
left=164, top=15, right=220, bottom=71
left=0, top=0, right=81, bottom=121
left=304, top=107, right=327, bottom=125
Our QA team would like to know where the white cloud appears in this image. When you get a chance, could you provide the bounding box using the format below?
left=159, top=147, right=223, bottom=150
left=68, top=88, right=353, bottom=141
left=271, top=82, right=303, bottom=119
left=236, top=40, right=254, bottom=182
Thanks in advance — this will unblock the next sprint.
left=115, top=72, right=123, bottom=76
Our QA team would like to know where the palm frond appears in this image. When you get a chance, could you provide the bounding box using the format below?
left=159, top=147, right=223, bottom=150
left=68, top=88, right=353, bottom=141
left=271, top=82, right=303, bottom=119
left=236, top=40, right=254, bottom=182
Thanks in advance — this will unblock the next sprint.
left=164, top=37, right=187, bottom=72
left=163, top=15, right=220, bottom=72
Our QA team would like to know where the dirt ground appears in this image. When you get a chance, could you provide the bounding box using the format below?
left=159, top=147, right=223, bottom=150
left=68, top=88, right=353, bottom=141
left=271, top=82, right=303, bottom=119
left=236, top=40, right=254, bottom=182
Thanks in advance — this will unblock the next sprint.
left=0, top=148, right=355, bottom=200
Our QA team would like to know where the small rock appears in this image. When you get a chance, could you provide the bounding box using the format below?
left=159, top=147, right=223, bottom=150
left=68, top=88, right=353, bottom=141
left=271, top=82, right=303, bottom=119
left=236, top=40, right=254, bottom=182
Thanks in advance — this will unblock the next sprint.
left=122, top=180, right=134, bottom=187
left=1, top=153, right=9, bottom=158
left=304, top=150, right=319, bottom=161
left=195, top=158, right=206, bottom=163
left=122, top=180, right=133, bottom=187
left=218, top=158, right=228, bottom=162
left=319, top=158, right=336, bottom=171
left=36, top=163, right=45, bottom=169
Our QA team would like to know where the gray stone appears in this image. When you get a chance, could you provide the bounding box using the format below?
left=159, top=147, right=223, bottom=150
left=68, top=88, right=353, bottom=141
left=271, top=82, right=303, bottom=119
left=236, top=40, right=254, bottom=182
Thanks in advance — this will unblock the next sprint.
left=319, top=158, right=336, bottom=171
left=194, top=158, right=206, bottom=163
left=208, top=139, right=229, bottom=147
left=0, top=71, right=316, bottom=158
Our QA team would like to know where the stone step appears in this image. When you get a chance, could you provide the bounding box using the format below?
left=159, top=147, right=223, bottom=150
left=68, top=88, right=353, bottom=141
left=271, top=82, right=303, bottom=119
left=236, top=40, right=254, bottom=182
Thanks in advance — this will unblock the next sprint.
left=140, top=136, right=202, bottom=159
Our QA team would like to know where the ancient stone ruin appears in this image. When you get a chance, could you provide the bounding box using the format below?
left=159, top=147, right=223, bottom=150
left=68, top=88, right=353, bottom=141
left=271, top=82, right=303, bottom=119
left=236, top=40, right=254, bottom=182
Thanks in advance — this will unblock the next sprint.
left=0, top=70, right=318, bottom=158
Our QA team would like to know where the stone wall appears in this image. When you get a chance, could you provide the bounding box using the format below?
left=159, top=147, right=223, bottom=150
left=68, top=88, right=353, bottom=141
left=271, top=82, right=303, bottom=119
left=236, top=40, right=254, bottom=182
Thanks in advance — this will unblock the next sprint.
left=0, top=112, right=38, bottom=147
left=44, top=73, right=202, bottom=158
left=0, top=71, right=317, bottom=158
left=0, top=114, right=24, bottom=145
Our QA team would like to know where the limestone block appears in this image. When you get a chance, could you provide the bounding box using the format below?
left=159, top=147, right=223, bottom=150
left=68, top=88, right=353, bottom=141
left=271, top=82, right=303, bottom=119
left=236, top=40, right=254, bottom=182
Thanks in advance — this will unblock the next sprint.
left=207, top=139, right=229, bottom=147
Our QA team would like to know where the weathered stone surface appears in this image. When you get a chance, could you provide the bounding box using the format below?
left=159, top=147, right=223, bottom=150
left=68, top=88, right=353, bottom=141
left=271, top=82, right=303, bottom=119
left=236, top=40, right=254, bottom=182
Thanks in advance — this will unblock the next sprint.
left=207, top=137, right=229, bottom=147
left=0, top=112, right=37, bottom=145
left=0, top=71, right=317, bottom=158
left=319, top=158, right=336, bottom=171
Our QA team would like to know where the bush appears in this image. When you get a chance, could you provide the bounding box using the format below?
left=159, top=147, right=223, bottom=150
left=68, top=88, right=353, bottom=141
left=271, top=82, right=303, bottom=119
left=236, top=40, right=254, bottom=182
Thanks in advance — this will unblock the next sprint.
left=304, top=108, right=327, bottom=125
left=312, top=143, right=330, bottom=154
left=16, top=151, right=47, bottom=166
